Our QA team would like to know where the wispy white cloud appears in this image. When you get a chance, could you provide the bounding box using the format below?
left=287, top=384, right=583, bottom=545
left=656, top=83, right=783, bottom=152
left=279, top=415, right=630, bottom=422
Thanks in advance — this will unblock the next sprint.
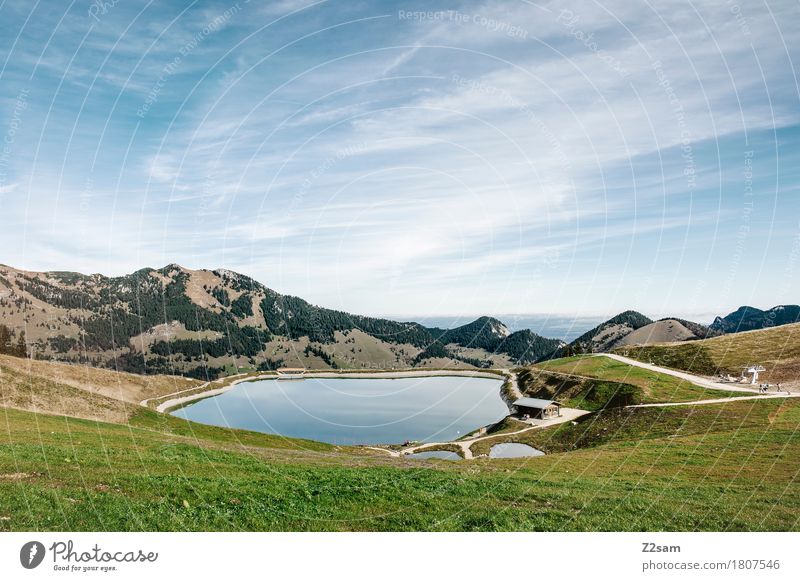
left=0, top=0, right=798, bottom=317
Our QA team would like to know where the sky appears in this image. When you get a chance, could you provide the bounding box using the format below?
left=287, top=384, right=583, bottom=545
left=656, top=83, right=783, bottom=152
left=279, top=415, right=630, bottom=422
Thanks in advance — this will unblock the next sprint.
left=0, top=0, right=798, bottom=322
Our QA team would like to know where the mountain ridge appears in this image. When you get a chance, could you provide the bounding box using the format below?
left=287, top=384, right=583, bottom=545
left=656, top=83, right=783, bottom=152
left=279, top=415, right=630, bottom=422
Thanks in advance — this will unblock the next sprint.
left=1, top=263, right=796, bottom=377
left=710, top=305, right=800, bottom=334
left=0, top=264, right=558, bottom=377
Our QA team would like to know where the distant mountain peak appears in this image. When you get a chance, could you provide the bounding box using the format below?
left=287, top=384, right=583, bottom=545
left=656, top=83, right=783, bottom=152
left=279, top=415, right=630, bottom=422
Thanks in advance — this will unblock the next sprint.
left=710, top=304, right=800, bottom=333
left=547, top=310, right=653, bottom=358
left=478, top=316, right=511, bottom=338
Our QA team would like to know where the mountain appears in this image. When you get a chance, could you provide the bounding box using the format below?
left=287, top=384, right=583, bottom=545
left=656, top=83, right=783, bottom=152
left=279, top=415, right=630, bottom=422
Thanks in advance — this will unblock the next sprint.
left=0, top=264, right=558, bottom=377
left=614, top=318, right=720, bottom=347
left=551, top=310, right=653, bottom=357
left=495, top=330, right=565, bottom=364
left=428, top=316, right=562, bottom=364
left=430, top=316, right=511, bottom=350
left=665, top=317, right=721, bottom=340
left=710, top=305, right=800, bottom=334
left=613, top=319, right=695, bottom=347
left=547, top=311, right=728, bottom=358
left=3, top=263, right=790, bottom=378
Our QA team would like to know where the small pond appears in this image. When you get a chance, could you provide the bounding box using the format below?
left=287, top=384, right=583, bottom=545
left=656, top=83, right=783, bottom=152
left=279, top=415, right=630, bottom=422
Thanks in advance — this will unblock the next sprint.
left=489, top=443, right=545, bottom=458
left=409, top=450, right=461, bottom=460
left=172, top=376, right=507, bottom=446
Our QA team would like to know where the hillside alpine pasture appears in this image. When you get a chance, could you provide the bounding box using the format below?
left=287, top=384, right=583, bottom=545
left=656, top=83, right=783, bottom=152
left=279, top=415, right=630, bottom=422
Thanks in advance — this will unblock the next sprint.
left=1, top=318, right=799, bottom=531
left=1, top=264, right=800, bottom=530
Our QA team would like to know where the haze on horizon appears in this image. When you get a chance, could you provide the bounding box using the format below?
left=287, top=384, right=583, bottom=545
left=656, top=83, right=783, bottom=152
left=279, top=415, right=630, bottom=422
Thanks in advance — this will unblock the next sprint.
left=0, top=0, right=798, bottom=319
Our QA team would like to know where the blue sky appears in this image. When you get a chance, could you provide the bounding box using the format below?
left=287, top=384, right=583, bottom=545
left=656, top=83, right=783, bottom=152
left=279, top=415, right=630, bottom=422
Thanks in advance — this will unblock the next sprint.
left=0, top=0, right=798, bottom=320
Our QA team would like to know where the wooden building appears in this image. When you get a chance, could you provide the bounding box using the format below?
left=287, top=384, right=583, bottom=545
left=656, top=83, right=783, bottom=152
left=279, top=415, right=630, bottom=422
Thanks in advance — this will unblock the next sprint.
left=513, top=397, right=561, bottom=419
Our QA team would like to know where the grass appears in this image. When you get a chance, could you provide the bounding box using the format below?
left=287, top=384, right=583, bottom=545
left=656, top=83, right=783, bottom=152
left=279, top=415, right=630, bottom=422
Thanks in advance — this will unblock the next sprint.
left=0, top=352, right=797, bottom=531
left=142, top=371, right=274, bottom=410
left=128, top=408, right=335, bottom=453
left=1, top=399, right=799, bottom=531
left=0, top=354, right=200, bottom=421
left=532, top=355, right=749, bottom=406
left=470, top=396, right=796, bottom=455
left=615, top=322, right=800, bottom=383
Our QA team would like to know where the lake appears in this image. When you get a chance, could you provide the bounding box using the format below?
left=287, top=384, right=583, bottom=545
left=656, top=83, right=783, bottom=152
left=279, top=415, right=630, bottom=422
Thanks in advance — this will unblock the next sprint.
left=409, top=450, right=461, bottom=460
left=172, top=375, right=508, bottom=445
left=489, top=442, right=545, bottom=458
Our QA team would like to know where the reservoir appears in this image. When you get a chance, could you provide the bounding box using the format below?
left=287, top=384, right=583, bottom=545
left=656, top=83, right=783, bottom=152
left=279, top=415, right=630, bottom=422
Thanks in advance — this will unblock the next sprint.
left=409, top=450, right=461, bottom=460
left=172, top=375, right=508, bottom=445
left=489, top=442, right=545, bottom=458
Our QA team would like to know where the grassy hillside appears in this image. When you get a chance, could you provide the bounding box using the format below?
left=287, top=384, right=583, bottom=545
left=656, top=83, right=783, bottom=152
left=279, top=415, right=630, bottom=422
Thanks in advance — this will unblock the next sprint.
left=1, top=399, right=798, bottom=531
left=469, top=395, right=799, bottom=457
left=517, top=365, right=641, bottom=410
left=0, top=354, right=200, bottom=422
left=616, top=322, right=800, bottom=384
left=0, top=340, right=797, bottom=531
left=528, top=355, right=748, bottom=407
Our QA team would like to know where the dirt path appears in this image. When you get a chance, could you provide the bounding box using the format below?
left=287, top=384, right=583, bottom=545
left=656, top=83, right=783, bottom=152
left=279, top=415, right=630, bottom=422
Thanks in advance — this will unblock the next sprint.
left=140, top=373, right=256, bottom=412
left=364, top=446, right=401, bottom=458
left=596, top=353, right=766, bottom=394
left=499, top=368, right=523, bottom=399
left=628, top=393, right=800, bottom=408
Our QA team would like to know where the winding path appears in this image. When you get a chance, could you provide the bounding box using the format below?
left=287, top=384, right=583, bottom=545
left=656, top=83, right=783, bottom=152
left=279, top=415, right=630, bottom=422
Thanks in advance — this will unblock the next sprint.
left=594, top=353, right=799, bottom=406
left=500, top=367, right=523, bottom=399
left=596, top=353, right=767, bottom=394
left=628, top=393, right=800, bottom=408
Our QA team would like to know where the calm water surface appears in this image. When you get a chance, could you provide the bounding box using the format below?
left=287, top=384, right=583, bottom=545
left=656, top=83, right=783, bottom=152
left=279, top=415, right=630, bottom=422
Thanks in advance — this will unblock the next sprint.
left=489, top=443, right=544, bottom=458
left=172, top=376, right=507, bottom=445
left=409, top=450, right=461, bottom=460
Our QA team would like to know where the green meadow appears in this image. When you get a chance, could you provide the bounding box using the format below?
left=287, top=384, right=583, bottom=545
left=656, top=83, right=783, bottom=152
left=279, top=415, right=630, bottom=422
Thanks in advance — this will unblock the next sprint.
left=1, top=395, right=798, bottom=531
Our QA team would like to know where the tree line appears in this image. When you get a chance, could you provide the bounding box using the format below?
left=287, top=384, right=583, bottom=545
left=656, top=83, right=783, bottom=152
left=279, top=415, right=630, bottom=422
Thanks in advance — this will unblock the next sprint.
left=0, top=324, right=28, bottom=358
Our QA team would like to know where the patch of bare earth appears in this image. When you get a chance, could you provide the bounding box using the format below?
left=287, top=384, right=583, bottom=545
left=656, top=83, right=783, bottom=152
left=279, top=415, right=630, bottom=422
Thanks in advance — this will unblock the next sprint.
left=129, top=321, right=222, bottom=351
left=615, top=319, right=696, bottom=347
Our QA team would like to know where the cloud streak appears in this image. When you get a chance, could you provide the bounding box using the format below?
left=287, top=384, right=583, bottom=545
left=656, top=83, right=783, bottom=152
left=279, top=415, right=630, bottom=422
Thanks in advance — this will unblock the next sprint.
left=0, top=0, right=798, bottom=318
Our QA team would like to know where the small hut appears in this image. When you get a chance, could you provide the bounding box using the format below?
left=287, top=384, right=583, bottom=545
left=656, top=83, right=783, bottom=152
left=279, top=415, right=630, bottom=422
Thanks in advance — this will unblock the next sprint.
left=513, top=397, right=561, bottom=419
